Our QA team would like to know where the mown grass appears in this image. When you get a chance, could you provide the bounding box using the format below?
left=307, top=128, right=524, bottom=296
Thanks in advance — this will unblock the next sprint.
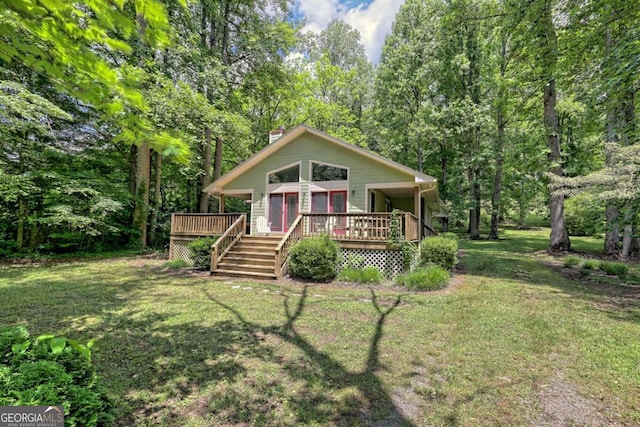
left=1, top=230, right=639, bottom=426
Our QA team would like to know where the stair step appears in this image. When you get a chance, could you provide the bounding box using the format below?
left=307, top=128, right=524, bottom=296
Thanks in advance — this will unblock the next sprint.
left=212, top=234, right=281, bottom=279
left=224, top=256, right=274, bottom=266
left=217, top=263, right=274, bottom=274
left=226, top=250, right=276, bottom=258
left=243, top=236, right=282, bottom=242
left=212, top=269, right=277, bottom=280
left=233, top=242, right=276, bottom=252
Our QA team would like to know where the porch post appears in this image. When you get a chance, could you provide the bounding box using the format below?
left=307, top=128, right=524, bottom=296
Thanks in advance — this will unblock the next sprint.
left=219, top=195, right=225, bottom=213
left=414, top=187, right=420, bottom=239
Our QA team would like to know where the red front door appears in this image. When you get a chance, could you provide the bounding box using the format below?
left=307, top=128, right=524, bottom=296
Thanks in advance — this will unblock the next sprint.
left=284, top=193, right=299, bottom=231
left=269, top=193, right=298, bottom=232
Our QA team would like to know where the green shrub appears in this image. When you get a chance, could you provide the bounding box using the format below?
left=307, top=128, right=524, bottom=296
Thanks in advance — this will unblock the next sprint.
left=396, top=265, right=450, bottom=291
left=188, top=237, right=218, bottom=270
left=600, top=261, right=628, bottom=278
left=165, top=259, right=189, bottom=269
left=0, top=326, right=113, bottom=426
left=563, top=256, right=581, bottom=268
left=419, top=236, right=458, bottom=270
left=582, top=259, right=600, bottom=270
left=580, top=268, right=592, bottom=276
left=439, top=232, right=459, bottom=242
left=289, top=234, right=339, bottom=281
left=338, top=266, right=384, bottom=284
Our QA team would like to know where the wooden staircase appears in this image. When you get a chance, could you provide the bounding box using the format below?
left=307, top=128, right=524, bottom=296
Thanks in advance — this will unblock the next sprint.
left=212, top=235, right=281, bottom=280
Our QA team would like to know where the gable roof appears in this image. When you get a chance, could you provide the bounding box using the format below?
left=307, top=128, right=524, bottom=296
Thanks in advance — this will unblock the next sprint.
left=204, top=124, right=437, bottom=194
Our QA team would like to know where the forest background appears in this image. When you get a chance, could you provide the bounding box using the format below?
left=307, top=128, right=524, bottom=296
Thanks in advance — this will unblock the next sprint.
left=1, top=0, right=638, bottom=259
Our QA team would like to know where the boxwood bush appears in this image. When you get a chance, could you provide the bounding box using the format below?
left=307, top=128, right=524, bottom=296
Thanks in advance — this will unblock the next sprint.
left=439, top=232, right=460, bottom=242
left=0, top=326, right=113, bottom=426
left=188, top=236, right=219, bottom=270
left=289, top=234, right=339, bottom=281
left=419, top=236, right=458, bottom=270
left=396, top=265, right=450, bottom=291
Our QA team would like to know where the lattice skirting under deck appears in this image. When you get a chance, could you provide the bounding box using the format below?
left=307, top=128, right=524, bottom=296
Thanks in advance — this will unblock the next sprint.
left=338, top=248, right=405, bottom=278
left=169, top=238, right=195, bottom=265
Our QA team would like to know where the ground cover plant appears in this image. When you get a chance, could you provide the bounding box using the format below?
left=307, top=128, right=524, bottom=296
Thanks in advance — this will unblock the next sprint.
left=1, top=228, right=639, bottom=426
left=0, top=326, right=113, bottom=426
left=395, top=265, right=450, bottom=291
left=337, top=266, right=384, bottom=284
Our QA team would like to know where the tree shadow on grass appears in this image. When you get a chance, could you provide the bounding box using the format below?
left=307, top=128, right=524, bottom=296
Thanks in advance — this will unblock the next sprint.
left=205, top=286, right=414, bottom=426
left=1, top=261, right=415, bottom=425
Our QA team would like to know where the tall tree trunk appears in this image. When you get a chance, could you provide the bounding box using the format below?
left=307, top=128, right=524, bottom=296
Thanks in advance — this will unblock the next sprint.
left=199, top=128, right=213, bottom=213
left=489, top=36, right=508, bottom=240
left=603, top=26, right=621, bottom=256
left=604, top=205, right=620, bottom=256
left=468, top=166, right=480, bottom=240
left=212, top=135, right=224, bottom=213
left=149, top=151, right=162, bottom=247
left=545, top=78, right=570, bottom=252
left=620, top=203, right=637, bottom=260
left=541, top=1, right=570, bottom=252
left=17, top=196, right=25, bottom=250
left=439, top=139, right=449, bottom=232
left=133, top=142, right=151, bottom=247
left=489, top=112, right=505, bottom=240
left=128, top=145, right=137, bottom=198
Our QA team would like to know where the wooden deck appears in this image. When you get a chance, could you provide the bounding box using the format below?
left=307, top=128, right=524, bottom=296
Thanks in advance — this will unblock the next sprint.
left=169, top=212, right=438, bottom=278
left=169, top=213, right=242, bottom=261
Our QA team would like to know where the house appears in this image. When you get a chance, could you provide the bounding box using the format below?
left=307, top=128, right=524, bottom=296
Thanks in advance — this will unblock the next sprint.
left=170, top=124, right=446, bottom=279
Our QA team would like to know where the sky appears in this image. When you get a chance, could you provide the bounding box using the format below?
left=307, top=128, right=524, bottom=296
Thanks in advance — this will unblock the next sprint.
left=292, top=0, right=405, bottom=64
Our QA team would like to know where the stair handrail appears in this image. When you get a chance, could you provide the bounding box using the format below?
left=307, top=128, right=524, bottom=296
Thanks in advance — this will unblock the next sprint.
left=274, top=215, right=304, bottom=278
left=422, top=220, right=438, bottom=238
left=210, top=214, right=246, bottom=272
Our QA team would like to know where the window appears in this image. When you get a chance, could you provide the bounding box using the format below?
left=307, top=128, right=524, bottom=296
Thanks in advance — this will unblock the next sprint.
left=311, top=162, right=347, bottom=182
left=268, top=164, right=299, bottom=184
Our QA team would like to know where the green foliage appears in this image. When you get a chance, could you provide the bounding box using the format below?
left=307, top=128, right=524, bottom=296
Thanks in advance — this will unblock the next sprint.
left=564, top=193, right=605, bottom=237
left=582, top=259, right=600, bottom=270
left=165, top=259, right=189, bottom=269
left=289, top=235, right=339, bottom=281
left=419, top=236, right=458, bottom=270
left=439, top=232, right=460, bottom=242
left=388, top=210, right=417, bottom=270
left=337, top=266, right=384, bottom=284
left=600, top=262, right=628, bottom=278
left=563, top=256, right=581, bottom=268
left=188, top=237, right=218, bottom=270
left=0, top=326, right=113, bottom=426
left=396, top=265, right=450, bottom=291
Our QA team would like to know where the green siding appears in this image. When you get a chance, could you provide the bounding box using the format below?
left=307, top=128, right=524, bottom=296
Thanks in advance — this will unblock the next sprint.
left=223, top=134, right=416, bottom=231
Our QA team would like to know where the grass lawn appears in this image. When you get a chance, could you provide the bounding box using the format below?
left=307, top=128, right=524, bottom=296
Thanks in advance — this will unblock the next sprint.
left=1, top=228, right=639, bottom=426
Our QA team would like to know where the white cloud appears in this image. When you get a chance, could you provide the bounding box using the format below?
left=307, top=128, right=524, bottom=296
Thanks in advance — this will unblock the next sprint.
left=294, top=0, right=405, bottom=64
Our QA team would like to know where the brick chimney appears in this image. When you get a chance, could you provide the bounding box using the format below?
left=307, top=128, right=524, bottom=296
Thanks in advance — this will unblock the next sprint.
left=269, top=126, right=286, bottom=144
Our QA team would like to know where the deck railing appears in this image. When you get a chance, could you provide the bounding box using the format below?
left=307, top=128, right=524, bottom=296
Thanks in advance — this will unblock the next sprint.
left=210, top=214, right=246, bottom=271
left=299, top=212, right=425, bottom=241
left=171, top=213, right=242, bottom=236
left=274, top=215, right=304, bottom=278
